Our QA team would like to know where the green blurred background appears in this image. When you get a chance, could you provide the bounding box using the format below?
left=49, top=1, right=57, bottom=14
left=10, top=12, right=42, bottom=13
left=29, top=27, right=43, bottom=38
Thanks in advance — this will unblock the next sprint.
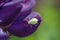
left=10, top=0, right=60, bottom=40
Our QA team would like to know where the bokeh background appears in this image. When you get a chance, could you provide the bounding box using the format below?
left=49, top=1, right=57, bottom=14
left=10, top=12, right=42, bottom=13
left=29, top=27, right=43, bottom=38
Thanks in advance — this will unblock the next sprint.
left=10, top=0, right=60, bottom=40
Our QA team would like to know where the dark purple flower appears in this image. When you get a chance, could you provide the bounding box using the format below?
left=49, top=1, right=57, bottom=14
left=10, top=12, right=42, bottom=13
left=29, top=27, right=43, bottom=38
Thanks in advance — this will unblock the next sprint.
left=0, top=0, right=42, bottom=39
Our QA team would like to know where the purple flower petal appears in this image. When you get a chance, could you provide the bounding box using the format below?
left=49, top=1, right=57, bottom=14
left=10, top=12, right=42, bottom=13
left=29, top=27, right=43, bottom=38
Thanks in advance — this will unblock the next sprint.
left=7, top=12, right=42, bottom=37
left=0, top=0, right=22, bottom=26
left=20, top=0, right=36, bottom=12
